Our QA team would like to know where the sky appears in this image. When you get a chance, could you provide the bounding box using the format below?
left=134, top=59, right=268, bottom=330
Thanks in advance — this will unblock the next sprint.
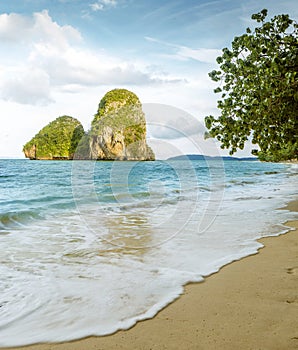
left=0, top=0, right=297, bottom=158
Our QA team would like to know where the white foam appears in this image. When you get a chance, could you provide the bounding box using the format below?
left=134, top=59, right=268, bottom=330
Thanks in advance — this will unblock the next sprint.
left=0, top=161, right=297, bottom=346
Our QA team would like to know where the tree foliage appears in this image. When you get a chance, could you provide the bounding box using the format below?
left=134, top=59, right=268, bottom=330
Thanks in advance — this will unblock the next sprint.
left=74, top=89, right=155, bottom=160
left=23, top=116, right=85, bottom=159
left=91, top=88, right=147, bottom=146
left=205, top=9, right=298, bottom=161
left=23, top=89, right=154, bottom=161
left=92, top=88, right=141, bottom=125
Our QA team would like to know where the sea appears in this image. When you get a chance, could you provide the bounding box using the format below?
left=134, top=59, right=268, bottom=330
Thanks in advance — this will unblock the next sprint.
left=0, top=158, right=297, bottom=346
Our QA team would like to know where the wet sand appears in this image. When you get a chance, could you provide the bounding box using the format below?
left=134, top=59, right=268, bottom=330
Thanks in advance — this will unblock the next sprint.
left=2, top=202, right=298, bottom=350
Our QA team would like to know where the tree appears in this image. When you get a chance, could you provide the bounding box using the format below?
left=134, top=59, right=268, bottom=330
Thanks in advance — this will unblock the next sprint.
left=23, top=116, right=85, bottom=160
left=205, top=9, right=298, bottom=161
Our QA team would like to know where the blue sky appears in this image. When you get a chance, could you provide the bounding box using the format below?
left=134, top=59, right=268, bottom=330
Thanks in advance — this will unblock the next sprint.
left=0, top=0, right=297, bottom=158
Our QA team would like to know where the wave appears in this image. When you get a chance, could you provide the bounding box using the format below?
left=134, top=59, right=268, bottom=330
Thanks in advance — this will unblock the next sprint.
left=227, top=179, right=256, bottom=186
left=0, top=159, right=297, bottom=347
left=234, top=196, right=263, bottom=201
left=0, top=210, right=43, bottom=231
left=1, top=194, right=72, bottom=207
left=0, top=175, right=15, bottom=179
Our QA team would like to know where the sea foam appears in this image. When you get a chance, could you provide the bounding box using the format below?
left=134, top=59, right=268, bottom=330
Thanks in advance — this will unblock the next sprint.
left=0, top=159, right=297, bottom=346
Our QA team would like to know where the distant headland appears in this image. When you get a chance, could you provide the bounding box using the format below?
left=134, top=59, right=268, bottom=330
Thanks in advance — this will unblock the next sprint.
left=23, top=89, right=155, bottom=161
left=167, top=154, right=258, bottom=161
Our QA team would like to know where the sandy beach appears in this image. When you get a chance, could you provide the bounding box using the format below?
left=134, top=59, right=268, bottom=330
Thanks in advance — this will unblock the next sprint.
left=2, top=201, right=297, bottom=350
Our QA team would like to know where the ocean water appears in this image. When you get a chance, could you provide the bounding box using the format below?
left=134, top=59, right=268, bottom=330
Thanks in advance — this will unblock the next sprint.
left=0, top=158, right=297, bottom=346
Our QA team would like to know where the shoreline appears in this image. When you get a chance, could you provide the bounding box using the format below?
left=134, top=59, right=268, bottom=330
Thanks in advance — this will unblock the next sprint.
left=1, top=202, right=297, bottom=350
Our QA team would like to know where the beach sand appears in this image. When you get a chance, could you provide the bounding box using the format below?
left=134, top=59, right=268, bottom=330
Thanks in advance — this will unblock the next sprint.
left=2, top=202, right=297, bottom=350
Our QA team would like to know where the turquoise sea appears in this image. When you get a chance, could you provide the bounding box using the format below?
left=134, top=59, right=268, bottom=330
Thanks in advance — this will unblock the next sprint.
left=0, top=158, right=297, bottom=346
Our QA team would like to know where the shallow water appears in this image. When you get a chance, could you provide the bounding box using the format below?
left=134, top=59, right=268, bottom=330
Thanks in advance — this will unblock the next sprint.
left=0, top=159, right=297, bottom=346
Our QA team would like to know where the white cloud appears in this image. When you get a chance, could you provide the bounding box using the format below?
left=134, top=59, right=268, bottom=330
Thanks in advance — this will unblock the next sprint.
left=90, top=3, right=104, bottom=11
left=143, top=103, right=205, bottom=140
left=32, top=10, right=82, bottom=48
left=0, top=10, right=82, bottom=45
left=0, top=13, right=32, bottom=42
left=0, top=11, right=180, bottom=106
left=145, top=36, right=221, bottom=64
left=102, top=0, right=117, bottom=5
left=28, top=43, right=165, bottom=88
left=90, top=0, right=117, bottom=12
left=0, top=66, right=53, bottom=105
left=176, top=46, right=221, bottom=64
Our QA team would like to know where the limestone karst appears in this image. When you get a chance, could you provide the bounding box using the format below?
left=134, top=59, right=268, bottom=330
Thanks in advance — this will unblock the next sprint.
left=23, top=116, right=85, bottom=160
left=23, top=89, right=155, bottom=161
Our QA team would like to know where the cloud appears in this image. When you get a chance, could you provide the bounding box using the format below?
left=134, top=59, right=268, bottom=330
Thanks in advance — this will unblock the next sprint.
left=90, top=3, right=104, bottom=11
left=176, top=46, right=221, bottom=63
left=32, top=10, right=82, bottom=48
left=145, top=36, right=221, bottom=64
left=0, top=10, right=82, bottom=46
left=28, top=43, right=165, bottom=87
left=141, top=103, right=222, bottom=160
left=0, top=11, right=180, bottom=105
left=90, top=0, right=117, bottom=12
left=0, top=66, right=53, bottom=105
left=0, top=13, right=32, bottom=42
left=143, top=103, right=205, bottom=140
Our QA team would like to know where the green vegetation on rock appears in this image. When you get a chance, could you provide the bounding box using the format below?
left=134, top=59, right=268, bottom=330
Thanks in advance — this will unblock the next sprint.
left=23, top=116, right=85, bottom=160
left=91, top=89, right=146, bottom=147
left=205, top=9, right=298, bottom=162
left=75, top=89, right=155, bottom=160
left=92, top=88, right=142, bottom=125
left=23, top=89, right=155, bottom=161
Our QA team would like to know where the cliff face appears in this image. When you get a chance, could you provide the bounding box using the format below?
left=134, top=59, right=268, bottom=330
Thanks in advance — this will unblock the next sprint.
left=75, top=89, right=155, bottom=160
left=23, top=116, right=85, bottom=160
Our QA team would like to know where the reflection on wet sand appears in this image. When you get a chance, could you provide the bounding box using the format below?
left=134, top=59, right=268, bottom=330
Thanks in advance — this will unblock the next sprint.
left=98, top=213, right=153, bottom=257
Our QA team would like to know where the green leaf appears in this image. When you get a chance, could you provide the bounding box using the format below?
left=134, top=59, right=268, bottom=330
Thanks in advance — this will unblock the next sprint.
left=204, top=9, right=298, bottom=162
left=214, top=87, right=222, bottom=93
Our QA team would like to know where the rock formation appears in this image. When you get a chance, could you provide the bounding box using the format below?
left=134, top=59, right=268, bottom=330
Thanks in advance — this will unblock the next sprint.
left=75, top=89, right=155, bottom=160
left=23, top=116, right=85, bottom=160
left=23, top=89, right=155, bottom=161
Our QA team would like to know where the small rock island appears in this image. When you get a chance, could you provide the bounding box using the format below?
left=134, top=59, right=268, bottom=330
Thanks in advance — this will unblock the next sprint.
left=23, top=89, right=155, bottom=161
left=75, top=89, right=154, bottom=160
left=23, top=116, right=85, bottom=160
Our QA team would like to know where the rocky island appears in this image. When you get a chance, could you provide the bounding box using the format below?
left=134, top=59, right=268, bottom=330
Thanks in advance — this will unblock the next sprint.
left=23, top=89, right=155, bottom=161
left=23, top=116, right=85, bottom=160
left=75, top=89, right=154, bottom=160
